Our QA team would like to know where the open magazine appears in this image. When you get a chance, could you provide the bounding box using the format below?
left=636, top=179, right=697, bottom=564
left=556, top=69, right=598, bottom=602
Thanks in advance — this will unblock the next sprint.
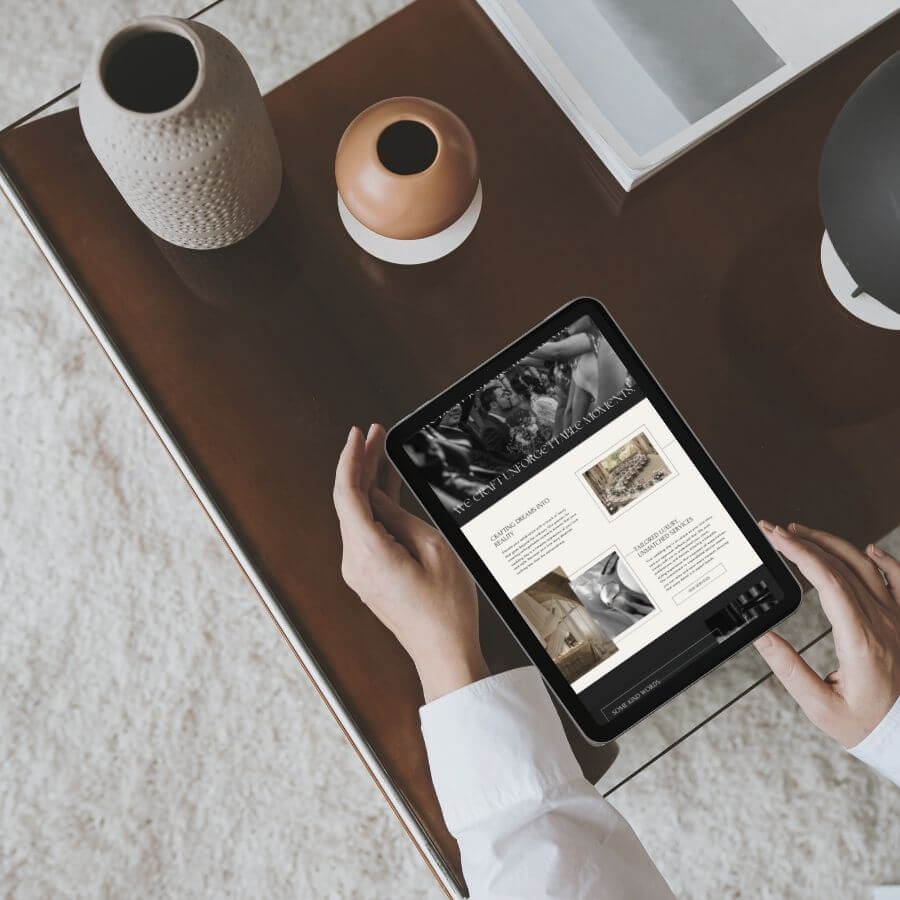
left=476, top=0, right=900, bottom=189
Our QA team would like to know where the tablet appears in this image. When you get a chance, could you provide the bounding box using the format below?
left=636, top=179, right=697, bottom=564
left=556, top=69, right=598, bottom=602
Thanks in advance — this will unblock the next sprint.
left=386, top=297, right=800, bottom=742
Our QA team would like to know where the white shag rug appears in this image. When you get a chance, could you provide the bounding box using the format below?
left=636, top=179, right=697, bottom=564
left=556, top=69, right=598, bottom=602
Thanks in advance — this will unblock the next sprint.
left=1, top=2, right=898, bottom=898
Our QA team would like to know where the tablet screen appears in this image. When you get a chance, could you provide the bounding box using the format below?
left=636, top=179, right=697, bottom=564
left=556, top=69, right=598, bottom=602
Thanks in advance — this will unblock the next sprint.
left=395, top=300, right=792, bottom=733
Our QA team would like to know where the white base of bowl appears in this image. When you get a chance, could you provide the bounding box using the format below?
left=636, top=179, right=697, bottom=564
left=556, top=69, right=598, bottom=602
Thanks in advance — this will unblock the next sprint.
left=820, top=231, right=900, bottom=330
left=337, top=181, right=482, bottom=265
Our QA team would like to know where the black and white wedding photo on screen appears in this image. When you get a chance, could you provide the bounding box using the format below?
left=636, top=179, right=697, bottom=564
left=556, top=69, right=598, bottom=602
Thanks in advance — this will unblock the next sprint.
left=568, top=551, right=656, bottom=640
left=403, top=314, right=635, bottom=513
left=581, top=431, right=672, bottom=516
left=511, top=568, right=620, bottom=684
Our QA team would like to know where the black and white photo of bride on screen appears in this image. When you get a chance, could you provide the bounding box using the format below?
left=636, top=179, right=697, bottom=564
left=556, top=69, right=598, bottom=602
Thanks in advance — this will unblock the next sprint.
left=404, top=315, right=633, bottom=512
left=568, top=551, right=655, bottom=640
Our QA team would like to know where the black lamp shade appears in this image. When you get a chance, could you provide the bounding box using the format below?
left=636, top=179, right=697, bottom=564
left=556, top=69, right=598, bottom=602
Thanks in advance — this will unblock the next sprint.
left=818, top=51, right=900, bottom=313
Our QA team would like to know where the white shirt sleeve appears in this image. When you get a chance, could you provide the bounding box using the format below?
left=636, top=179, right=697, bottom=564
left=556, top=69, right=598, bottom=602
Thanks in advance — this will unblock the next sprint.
left=849, top=695, right=900, bottom=787
left=419, top=666, right=674, bottom=900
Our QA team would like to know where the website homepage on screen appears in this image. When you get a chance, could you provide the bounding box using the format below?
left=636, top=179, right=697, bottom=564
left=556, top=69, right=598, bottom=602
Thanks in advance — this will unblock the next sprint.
left=402, top=313, right=766, bottom=694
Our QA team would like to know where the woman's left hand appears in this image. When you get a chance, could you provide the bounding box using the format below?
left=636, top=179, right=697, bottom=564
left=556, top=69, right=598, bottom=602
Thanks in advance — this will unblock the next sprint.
left=756, top=522, right=900, bottom=747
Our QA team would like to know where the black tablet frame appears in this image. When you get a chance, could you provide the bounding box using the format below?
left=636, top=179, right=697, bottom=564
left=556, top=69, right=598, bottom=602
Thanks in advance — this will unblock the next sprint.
left=386, top=297, right=801, bottom=743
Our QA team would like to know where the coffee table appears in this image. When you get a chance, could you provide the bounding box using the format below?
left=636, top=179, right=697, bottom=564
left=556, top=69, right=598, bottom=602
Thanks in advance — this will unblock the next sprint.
left=2, top=1, right=899, bottom=895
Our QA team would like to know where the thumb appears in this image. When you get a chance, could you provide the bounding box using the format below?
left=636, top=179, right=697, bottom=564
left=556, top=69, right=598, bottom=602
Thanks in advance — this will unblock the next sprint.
left=868, top=543, right=900, bottom=598
left=754, top=632, right=839, bottom=732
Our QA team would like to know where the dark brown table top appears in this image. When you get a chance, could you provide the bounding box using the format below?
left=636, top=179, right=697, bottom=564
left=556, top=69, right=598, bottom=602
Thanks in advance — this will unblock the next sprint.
left=2, top=0, right=899, bottom=894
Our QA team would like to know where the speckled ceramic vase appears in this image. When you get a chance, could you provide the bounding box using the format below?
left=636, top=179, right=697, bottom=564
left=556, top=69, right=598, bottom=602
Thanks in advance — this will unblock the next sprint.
left=79, top=16, right=281, bottom=250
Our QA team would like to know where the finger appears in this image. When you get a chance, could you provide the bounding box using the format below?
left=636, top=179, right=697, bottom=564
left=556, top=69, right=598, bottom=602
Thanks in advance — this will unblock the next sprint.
left=365, top=422, right=402, bottom=500
left=333, top=427, right=386, bottom=549
left=763, top=521, right=862, bottom=596
left=382, top=456, right=403, bottom=501
left=783, top=529, right=881, bottom=628
left=371, top=488, right=436, bottom=557
left=767, top=526, right=866, bottom=641
left=788, top=523, right=888, bottom=602
left=361, top=424, right=384, bottom=494
left=754, top=631, right=839, bottom=730
left=868, top=544, right=900, bottom=599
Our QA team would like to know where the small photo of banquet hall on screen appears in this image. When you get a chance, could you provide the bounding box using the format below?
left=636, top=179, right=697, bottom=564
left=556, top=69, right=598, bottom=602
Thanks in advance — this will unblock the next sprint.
left=403, top=315, right=633, bottom=512
left=582, top=431, right=672, bottom=517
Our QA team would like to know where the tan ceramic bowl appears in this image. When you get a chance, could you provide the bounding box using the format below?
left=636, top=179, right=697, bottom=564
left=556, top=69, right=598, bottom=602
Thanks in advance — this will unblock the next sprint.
left=335, top=96, right=479, bottom=240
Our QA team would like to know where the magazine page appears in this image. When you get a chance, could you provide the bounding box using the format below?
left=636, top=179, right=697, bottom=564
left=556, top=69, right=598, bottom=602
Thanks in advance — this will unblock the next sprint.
left=516, top=0, right=785, bottom=157
left=483, top=0, right=899, bottom=184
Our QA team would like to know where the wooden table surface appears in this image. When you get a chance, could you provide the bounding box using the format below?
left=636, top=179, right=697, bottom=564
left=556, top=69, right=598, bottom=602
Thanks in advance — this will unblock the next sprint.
left=2, top=0, right=899, bottom=893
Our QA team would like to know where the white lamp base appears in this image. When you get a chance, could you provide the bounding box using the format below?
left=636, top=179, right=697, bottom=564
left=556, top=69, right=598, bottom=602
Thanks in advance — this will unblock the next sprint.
left=337, top=181, right=482, bottom=265
left=820, top=231, right=900, bottom=330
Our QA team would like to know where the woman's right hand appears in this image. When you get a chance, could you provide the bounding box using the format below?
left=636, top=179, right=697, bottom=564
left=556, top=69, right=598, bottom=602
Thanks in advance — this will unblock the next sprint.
left=333, top=424, right=488, bottom=703
left=755, top=522, right=900, bottom=748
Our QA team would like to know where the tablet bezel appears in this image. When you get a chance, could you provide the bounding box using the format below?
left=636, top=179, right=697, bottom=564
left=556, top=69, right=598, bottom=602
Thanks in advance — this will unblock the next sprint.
left=386, top=297, right=801, bottom=743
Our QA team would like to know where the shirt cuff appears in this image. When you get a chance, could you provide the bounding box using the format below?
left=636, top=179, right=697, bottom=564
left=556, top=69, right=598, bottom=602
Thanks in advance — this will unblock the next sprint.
left=849, top=695, right=900, bottom=787
left=419, top=666, right=583, bottom=835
